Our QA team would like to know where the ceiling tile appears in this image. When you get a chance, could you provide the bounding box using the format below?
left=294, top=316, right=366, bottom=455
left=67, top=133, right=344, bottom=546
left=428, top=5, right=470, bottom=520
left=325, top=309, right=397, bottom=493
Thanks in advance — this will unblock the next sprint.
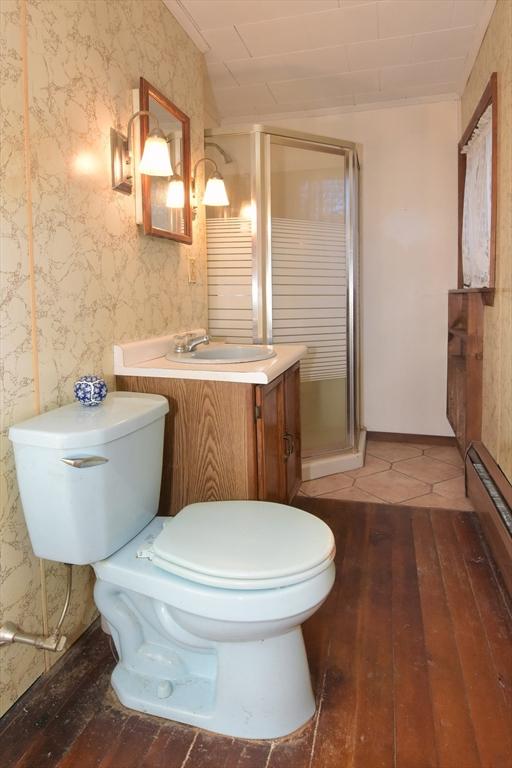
left=341, top=0, right=377, bottom=6
left=206, top=60, right=238, bottom=89
left=219, top=92, right=355, bottom=119
left=173, top=0, right=493, bottom=118
left=451, top=0, right=488, bottom=26
left=181, top=0, right=339, bottom=30
left=236, top=3, right=378, bottom=57
left=269, top=69, right=379, bottom=104
left=226, top=45, right=350, bottom=85
left=411, top=26, right=475, bottom=62
left=213, top=83, right=277, bottom=113
left=347, top=35, right=413, bottom=71
left=354, top=81, right=457, bottom=104
left=202, top=26, right=251, bottom=59
left=378, top=0, right=455, bottom=39
left=381, top=57, right=466, bottom=89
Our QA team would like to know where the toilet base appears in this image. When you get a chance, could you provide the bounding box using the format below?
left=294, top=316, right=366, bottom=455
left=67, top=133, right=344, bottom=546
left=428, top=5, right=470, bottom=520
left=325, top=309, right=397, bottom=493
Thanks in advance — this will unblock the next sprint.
left=110, top=626, right=316, bottom=739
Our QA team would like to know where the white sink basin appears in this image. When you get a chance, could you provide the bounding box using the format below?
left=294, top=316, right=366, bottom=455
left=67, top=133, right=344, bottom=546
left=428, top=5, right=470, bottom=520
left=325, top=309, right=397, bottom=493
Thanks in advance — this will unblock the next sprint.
left=166, top=343, right=276, bottom=365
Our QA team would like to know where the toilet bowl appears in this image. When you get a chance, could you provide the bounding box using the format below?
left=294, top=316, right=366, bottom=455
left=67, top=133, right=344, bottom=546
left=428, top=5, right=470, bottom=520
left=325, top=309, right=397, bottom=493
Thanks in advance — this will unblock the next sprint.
left=9, top=392, right=336, bottom=739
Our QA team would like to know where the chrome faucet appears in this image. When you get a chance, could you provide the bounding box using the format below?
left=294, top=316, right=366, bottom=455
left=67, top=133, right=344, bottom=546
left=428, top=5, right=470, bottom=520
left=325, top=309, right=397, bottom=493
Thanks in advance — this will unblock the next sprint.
left=174, top=333, right=210, bottom=353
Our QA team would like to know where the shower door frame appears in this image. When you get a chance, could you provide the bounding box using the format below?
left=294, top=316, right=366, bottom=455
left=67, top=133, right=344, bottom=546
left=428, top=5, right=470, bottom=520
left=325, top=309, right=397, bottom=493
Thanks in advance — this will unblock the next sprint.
left=205, top=125, right=360, bottom=454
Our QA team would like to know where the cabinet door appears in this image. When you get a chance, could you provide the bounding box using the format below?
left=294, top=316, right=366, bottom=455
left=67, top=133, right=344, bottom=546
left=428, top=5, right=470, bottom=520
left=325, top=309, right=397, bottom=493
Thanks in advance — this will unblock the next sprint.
left=255, top=376, right=287, bottom=503
left=284, top=362, right=301, bottom=502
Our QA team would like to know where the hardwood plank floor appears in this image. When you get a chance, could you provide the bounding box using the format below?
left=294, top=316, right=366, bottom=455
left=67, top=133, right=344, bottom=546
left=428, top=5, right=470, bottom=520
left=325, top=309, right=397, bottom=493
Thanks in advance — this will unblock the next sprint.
left=1, top=500, right=510, bottom=768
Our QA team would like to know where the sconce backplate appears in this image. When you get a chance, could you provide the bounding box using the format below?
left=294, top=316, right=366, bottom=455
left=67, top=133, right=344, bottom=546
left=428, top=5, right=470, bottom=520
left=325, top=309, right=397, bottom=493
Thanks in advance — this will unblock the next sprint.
left=110, top=127, right=132, bottom=195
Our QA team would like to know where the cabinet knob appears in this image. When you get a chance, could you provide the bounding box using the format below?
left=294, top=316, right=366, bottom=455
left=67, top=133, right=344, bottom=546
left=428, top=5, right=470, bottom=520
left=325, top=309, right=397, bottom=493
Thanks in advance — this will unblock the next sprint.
left=283, top=433, right=294, bottom=457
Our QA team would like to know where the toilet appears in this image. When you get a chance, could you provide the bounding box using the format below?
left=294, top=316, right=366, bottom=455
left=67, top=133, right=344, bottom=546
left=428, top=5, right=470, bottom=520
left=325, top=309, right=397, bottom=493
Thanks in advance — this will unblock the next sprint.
left=9, top=392, right=335, bottom=740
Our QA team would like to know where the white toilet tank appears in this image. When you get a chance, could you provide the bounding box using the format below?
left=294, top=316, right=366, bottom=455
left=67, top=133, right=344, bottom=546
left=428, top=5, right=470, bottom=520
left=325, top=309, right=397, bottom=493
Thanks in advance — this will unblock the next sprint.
left=9, top=392, right=169, bottom=565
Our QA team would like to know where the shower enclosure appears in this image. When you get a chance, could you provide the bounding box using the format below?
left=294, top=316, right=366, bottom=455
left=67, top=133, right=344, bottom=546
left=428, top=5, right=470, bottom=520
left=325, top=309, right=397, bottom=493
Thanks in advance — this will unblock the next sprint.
left=204, top=126, right=361, bottom=479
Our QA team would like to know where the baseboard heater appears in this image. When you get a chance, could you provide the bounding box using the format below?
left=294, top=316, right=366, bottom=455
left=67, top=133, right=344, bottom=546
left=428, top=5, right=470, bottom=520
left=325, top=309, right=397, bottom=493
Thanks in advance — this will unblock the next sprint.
left=466, top=441, right=512, bottom=595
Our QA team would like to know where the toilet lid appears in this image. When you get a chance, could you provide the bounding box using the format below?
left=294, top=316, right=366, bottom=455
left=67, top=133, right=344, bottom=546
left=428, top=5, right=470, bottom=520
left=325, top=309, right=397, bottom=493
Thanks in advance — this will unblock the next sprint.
left=151, top=501, right=335, bottom=589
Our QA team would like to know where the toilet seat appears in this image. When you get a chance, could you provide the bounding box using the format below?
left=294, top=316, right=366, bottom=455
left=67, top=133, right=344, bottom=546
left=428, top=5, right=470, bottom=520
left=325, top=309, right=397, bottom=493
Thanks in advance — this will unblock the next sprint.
left=150, top=500, right=336, bottom=590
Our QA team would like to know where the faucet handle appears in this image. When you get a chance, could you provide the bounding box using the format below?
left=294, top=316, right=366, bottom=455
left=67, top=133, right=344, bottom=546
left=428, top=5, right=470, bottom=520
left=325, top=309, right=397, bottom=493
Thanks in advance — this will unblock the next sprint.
left=173, top=333, right=188, bottom=353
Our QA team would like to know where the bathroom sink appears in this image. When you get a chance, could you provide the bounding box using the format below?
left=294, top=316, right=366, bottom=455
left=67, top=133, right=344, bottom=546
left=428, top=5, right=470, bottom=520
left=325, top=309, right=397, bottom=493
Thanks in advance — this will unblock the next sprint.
left=166, top=343, right=276, bottom=365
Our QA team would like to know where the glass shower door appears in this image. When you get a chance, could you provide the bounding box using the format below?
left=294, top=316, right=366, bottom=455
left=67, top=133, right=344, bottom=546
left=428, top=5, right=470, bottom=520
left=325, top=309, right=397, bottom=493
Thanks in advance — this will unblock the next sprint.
left=268, top=137, right=351, bottom=456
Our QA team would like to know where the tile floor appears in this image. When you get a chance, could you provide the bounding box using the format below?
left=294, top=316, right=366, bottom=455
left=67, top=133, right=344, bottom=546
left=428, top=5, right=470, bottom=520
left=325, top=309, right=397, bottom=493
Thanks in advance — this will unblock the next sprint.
left=300, top=440, right=474, bottom=510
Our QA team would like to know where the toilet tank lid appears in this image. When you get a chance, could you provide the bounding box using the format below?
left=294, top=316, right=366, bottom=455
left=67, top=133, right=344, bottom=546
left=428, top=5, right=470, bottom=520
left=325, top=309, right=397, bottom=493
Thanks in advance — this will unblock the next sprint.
left=9, top=392, right=169, bottom=449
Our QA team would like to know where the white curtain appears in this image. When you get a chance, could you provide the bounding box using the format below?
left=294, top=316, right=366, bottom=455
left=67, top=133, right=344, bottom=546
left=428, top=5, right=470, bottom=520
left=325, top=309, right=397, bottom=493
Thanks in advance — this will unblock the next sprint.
left=461, top=105, right=492, bottom=288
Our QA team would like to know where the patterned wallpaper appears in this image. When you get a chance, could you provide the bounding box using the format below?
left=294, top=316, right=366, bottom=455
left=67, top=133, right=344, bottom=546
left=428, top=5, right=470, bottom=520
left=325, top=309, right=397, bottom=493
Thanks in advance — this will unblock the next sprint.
left=461, top=0, right=512, bottom=483
left=0, top=0, right=207, bottom=715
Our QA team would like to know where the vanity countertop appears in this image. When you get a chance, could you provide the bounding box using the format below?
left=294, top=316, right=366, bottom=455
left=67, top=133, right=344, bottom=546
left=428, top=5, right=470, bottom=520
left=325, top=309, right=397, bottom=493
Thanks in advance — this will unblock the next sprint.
left=114, top=333, right=307, bottom=384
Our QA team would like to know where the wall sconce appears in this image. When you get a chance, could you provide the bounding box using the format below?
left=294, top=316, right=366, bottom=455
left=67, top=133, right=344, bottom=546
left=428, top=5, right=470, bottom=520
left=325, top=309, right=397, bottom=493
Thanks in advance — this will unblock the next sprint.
left=191, top=157, right=229, bottom=218
left=166, top=161, right=185, bottom=209
left=110, top=110, right=173, bottom=195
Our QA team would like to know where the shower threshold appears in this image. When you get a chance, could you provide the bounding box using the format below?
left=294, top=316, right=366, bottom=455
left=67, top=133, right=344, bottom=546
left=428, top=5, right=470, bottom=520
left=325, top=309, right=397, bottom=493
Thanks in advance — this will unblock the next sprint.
left=302, top=429, right=366, bottom=481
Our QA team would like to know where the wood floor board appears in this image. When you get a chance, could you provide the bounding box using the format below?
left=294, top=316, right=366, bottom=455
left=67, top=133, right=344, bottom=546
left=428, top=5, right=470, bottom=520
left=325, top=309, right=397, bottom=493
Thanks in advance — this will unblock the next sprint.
left=412, top=509, right=482, bottom=767
left=451, top=511, right=512, bottom=712
left=431, top=509, right=512, bottom=767
left=182, top=731, right=240, bottom=768
left=2, top=499, right=510, bottom=768
left=140, top=725, right=199, bottom=768
left=308, top=507, right=370, bottom=767
left=352, top=508, right=395, bottom=768
left=0, top=623, right=112, bottom=767
left=97, top=714, right=159, bottom=768
left=55, top=706, right=130, bottom=768
left=13, top=664, right=113, bottom=768
left=391, top=511, right=437, bottom=768
left=223, top=740, right=272, bottom=768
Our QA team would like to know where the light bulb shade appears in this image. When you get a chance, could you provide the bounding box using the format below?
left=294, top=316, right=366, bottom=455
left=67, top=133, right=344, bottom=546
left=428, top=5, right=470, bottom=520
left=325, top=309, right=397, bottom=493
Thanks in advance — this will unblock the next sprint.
left=203, top=173, right=229, bottom=206
left=166, top=175, right=185, bottom=208
left=139, top=131, right=173, bottom=176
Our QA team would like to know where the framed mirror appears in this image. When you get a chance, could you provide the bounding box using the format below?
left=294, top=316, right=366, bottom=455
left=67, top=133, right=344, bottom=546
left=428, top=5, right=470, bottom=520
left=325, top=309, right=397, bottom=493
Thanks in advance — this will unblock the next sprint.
left=139, top=77, right=192, bottom=244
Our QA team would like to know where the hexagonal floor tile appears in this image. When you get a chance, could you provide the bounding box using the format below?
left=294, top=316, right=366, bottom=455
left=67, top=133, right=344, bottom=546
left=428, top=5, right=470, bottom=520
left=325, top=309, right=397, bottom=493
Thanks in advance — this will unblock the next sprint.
left=401, top=492, right=473, bottom=511
left=320, top=486, right=383, bottom=503
left=424, top=446, right=464, bottom=467
left=393, top=456, right=462, bottom=484
left=433, top=476, right=467, bottom=499
left=355, top=469, right=430, bottom=503
left=366, top=440, right=423, bottom=462
left=301, top=472, right=354, bottom=497
left=345, top=453, right=391, bottom=478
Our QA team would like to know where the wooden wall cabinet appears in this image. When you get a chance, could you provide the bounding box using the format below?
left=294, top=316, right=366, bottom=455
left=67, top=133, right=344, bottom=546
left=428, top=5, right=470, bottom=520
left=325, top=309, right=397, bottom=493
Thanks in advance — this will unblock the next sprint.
left=116, top=362, right=301, bottom=515
left=447, top=74, right=497, bottom=457
left=447, top=290, right=484, bottom=453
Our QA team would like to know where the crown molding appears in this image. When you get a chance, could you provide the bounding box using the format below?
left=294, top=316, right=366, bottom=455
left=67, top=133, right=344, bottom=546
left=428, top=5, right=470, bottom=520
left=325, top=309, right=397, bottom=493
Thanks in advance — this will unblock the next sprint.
left=162, top=0, right=210, bottom=53
left=219, top=92, right=460, bottom=126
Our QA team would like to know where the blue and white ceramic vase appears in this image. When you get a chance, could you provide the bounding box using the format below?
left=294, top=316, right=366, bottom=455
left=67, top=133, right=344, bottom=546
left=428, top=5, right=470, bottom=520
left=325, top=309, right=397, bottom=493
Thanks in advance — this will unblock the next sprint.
left=73, top=375, right=108, bottom=407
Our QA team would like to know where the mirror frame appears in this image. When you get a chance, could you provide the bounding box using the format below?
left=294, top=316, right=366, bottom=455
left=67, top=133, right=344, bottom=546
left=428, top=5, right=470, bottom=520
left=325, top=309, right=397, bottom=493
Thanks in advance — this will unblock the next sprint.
left=139, top=77, right=192, bottom=244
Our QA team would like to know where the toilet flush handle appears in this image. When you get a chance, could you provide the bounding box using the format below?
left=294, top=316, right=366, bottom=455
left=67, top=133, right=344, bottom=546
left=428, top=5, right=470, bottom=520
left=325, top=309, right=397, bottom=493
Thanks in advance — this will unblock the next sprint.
left=61, top=456, right=109, bottom=468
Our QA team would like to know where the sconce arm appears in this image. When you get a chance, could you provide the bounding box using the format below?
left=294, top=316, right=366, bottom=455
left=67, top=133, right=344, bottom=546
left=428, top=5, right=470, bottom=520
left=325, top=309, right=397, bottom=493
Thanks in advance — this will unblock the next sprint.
left=192, top=156, right=219, bottom=180
left=126, top=110, right=162, bottom=154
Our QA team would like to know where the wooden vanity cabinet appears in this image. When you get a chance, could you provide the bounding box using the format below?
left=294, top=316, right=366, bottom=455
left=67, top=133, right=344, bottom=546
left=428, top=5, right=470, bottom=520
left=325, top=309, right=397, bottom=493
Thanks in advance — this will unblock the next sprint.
left=255, top=363, right=301, bottom=504
left=116, top=361, right=301, bottom=515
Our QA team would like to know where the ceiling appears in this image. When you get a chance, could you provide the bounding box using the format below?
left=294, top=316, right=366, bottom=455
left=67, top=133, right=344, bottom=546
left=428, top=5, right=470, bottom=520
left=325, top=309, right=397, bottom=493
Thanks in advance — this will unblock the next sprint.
left=165, top=0, right=495, bottom=122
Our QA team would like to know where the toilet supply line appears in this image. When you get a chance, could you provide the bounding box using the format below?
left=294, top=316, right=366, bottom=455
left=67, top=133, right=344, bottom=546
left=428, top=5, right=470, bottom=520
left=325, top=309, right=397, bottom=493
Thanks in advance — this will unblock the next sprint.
left=0, top=563, right=72, bottom=652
